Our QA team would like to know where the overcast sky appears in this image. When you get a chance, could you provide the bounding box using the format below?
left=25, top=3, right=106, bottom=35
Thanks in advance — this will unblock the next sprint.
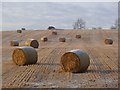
left=2, top=2, right=118, bottom=30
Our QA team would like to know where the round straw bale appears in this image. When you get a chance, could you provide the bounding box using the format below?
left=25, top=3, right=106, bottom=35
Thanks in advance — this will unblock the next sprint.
left=52, top=31, right=57, bottom=35
left=48, top=26, right=55, bottom=30
left=104, top=38, right=113, bottom=45
left=60, top=50, right=90, bottom=73
left=76, top=35, right=81, bottom=39
left=59, top=38, right=66, bottom=42
left=21, top=28, right=26, bottom=30
left=17, top=30, right=22, bottom=33
left=10, top=40, right=19, bottom=46
left=12, top=46, right=38, bottom=66
left=41, top=36, right=48, bottom=42
left=25, top=39, right=39, bottom=48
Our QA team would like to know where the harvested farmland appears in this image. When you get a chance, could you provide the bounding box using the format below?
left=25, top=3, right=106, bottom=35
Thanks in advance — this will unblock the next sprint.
left=2, top=29, right=118, bottom=88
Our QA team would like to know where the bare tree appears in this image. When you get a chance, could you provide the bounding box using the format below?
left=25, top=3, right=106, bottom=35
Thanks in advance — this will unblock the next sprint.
left=98, top=27, right=102, bottom=29
left=73, top=18, right=86, bottom=29
left=110, top=26, right=116, bottom=29
left=114, top=18, right=120, bottom=29
left=114, top=19, right=118, bottom=29
left=110, top=19, right=120, bottom=29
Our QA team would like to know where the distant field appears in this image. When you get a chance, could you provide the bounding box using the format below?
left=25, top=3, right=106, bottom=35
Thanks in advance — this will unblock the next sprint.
left=2, top=29, right=118, bottom=88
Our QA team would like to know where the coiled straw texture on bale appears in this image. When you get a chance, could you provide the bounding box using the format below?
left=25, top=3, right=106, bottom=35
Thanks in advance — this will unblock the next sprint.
left=12, top=46, right=38, bottom=66
left=61, top=50, right=90, bottom=73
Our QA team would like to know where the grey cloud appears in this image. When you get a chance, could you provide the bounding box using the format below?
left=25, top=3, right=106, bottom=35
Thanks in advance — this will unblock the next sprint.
left=2, top=2, right=118, bottom=30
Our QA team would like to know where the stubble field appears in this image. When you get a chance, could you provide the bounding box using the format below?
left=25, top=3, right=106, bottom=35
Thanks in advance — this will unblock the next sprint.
left=2, top=29, right=118, bottom=88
